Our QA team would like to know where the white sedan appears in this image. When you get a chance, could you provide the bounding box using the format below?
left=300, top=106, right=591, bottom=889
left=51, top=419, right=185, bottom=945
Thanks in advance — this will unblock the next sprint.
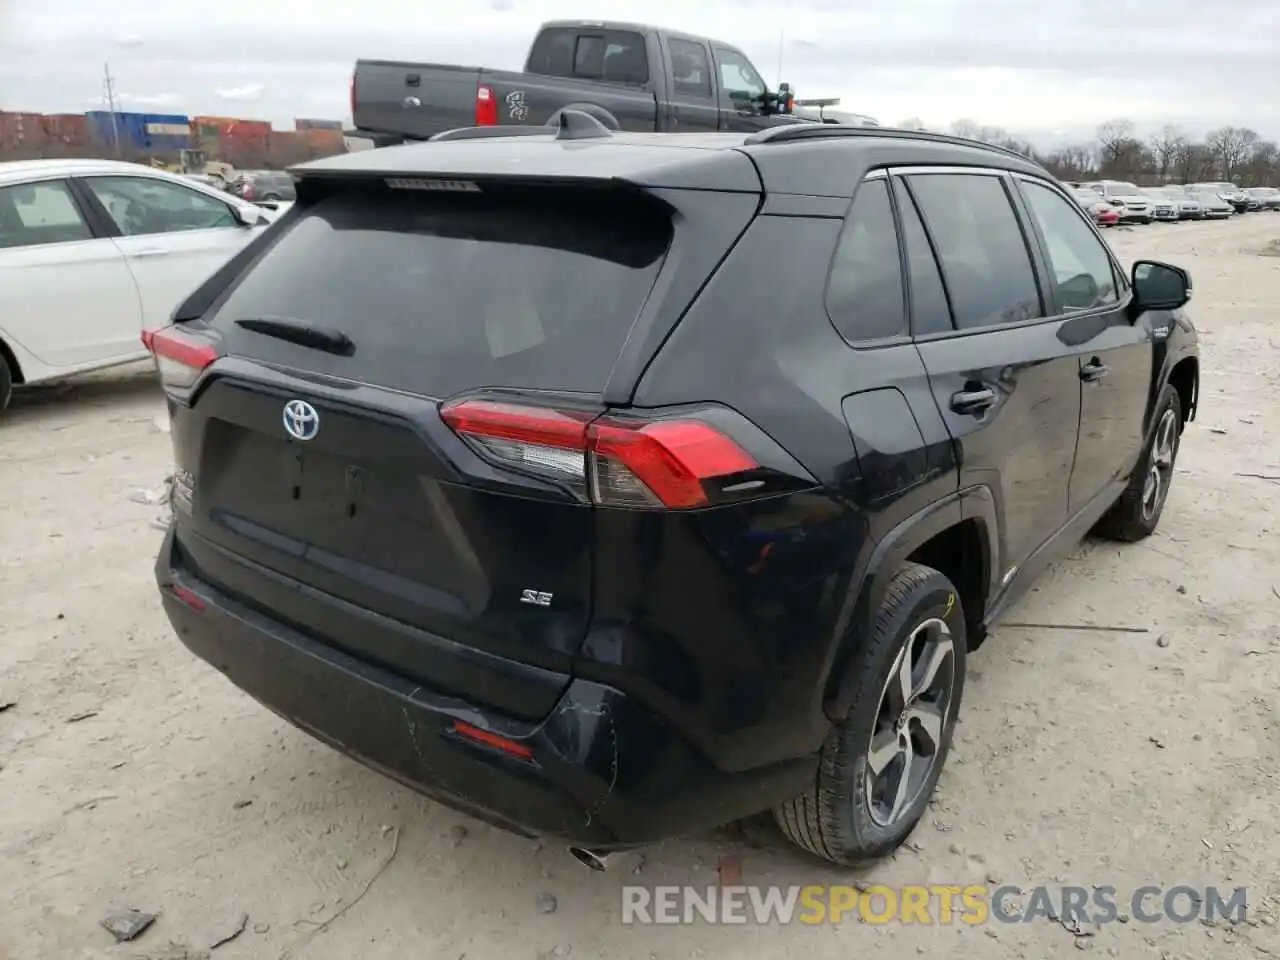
left=0, top=158, right=287, bottom=413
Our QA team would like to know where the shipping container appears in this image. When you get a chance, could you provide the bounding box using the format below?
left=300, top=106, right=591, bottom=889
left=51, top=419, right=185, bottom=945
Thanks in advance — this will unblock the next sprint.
left=41, top=113, right=89, bottom=147
left=84, top=111, right=190, bottom=153
left=295, top=118, right=343, bottom=131
left=299, top=128, right=345, bottom=154
left=0, top=111, right=50, bottom=152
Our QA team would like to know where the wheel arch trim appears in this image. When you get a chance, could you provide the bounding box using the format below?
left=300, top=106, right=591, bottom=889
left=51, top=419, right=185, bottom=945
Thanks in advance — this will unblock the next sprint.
left=822, top=486, right=999, bottom=721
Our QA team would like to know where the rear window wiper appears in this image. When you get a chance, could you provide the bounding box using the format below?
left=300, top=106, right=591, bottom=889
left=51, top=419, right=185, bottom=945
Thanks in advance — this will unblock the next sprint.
left=235, top=317, right=354, bottom=357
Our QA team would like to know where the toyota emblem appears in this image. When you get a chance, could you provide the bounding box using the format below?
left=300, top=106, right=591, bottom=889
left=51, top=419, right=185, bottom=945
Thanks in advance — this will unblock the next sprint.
left=283, top=399, right=320, bottom=441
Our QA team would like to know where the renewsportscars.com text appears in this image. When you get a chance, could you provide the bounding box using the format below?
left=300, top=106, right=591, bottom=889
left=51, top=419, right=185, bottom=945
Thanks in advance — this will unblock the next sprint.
left=621, top=884, right=1248, bottom=926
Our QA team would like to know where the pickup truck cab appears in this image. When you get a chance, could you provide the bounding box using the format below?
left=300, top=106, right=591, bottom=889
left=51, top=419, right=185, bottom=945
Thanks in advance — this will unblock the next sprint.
left=351, top=20, right=806, bottom=144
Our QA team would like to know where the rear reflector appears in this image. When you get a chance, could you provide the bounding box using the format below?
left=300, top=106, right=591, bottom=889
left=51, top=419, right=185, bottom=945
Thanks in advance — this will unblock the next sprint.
left=168, top=584, right=207, bottom=613
left=475, top=84, right=498, bottom=126
left=142, top=326, right=220, bottom=390
left=440, top=399, right=757, bottom=509
left=451, top=720, right=534, bottom=759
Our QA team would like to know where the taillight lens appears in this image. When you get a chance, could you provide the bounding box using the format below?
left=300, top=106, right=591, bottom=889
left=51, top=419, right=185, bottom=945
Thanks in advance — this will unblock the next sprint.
left=142, top=326, right=219, bottom=389
left=475, top=84, right=498, bottom=126
left=440, top=399, right=757, bottom=510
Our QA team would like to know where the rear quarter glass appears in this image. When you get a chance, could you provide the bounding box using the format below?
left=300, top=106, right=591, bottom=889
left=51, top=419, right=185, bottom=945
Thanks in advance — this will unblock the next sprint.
left=205, top=186, right=673, bottom=397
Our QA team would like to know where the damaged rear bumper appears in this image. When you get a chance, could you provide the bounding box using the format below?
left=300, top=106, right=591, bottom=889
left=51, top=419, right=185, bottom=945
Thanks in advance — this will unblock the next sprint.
left=155, top=524, right=812, bottom=848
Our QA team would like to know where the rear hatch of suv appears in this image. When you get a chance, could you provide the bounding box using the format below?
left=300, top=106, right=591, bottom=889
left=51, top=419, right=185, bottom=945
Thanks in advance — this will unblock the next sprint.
left=161, top=176, right=681, bottom=720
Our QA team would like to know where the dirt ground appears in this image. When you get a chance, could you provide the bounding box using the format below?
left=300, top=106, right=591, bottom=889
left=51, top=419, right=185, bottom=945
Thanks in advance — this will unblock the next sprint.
left=2, top=213, right=1279, bottom=960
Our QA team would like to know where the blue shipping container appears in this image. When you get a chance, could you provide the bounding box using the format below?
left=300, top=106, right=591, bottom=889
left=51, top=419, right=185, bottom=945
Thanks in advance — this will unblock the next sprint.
left=85, top=111, right=190, bottom=152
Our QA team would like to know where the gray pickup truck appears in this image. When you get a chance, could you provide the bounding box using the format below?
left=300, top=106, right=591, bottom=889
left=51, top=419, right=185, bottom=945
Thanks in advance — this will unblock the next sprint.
left=349, top=20, right=809, bottom=144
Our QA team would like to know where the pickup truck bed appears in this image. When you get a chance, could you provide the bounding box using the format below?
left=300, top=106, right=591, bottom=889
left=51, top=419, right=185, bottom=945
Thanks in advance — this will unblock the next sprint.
left=353, top=61, right=660, bottom=142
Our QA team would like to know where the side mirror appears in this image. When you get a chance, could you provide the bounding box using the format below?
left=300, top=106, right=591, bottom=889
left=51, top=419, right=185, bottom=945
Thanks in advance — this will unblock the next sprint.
left=1132, top=260, right=1191, bottom=312
left=231, top=204, right=266, bottom=227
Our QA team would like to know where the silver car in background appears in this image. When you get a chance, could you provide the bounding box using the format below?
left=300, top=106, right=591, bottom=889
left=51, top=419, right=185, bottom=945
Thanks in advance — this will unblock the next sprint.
left=1085, top=180, right=1153, bottom=223
left=1182, top=186, right=1233, bottom=218
left=1147, top=185, right=1201, bottom=220
left=1142, top=187, right=1180, bottom=222
left=1246, top=187, right=1280, bottom=211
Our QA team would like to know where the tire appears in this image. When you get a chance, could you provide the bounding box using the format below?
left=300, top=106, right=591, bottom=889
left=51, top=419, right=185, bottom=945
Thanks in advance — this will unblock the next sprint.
left=0, top=355, right=12, bottom=414
left=774, top=561, right=967, bottom=865
left=1096, top=383, right=1182, bottom=542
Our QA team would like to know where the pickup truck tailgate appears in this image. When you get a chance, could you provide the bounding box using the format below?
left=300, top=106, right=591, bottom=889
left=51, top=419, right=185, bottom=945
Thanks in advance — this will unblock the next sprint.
left=354, top=60, right=480, bottom=139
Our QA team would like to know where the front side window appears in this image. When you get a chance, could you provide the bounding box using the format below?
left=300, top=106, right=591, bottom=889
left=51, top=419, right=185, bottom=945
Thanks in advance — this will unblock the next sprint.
left=715, top=48, right=766, bottom=105
left=83, top=176, right=237, bottom=236
left=825, top=178, right=906, bottom=342
left=1020, top=180, right=1119, bottom=312
left=906, top=173, right=1043, bottom=330
left=0, top=180, right=93, bottom=249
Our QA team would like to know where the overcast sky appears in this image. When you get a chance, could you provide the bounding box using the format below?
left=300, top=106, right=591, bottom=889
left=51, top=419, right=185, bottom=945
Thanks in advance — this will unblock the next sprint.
left=1, top=0, right=1276, bottom=146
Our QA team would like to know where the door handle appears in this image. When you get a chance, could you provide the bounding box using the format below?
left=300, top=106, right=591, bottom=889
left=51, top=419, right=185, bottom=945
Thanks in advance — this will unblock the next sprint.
left=131, top=248, right=167, bottom=258
left=950, top=386, right=997, bottom=416
left=1080, top=358, right=1110, bottom=382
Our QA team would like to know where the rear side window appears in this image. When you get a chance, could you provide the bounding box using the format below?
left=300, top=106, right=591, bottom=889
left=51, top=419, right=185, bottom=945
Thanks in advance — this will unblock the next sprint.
left=906, top=174, right=1042, bottom=330
left=0, top=180, right=92, bottom=249
left=669, top=39, right=713, bottom=97
left=825, top=178, right=906, bottom=342
left=893, top=180, right=953, bottom=336
left=208, top=187, right=672, bottom=397
left=529, top=29, right=649, bottom=85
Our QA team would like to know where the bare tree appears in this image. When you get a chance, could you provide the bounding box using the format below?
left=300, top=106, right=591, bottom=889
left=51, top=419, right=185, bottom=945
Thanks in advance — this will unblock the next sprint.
left=1096, top=118, right=1136, bottom=169
left=1149, top=125, right=1186, bottom=182
left=950, top=118, right=982, bottom=140
left=1043, top=144, right=1095, bottom=180
left=896, top=117, right=929, bottom=131
left=1242, top=140, right=1278, bottom=186
left=1204, top=126, right=1256, bottom=180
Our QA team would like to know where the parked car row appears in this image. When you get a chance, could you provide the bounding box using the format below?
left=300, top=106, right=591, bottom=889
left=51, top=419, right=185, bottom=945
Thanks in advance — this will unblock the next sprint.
left=1066, top=178, right=1279, bottom=225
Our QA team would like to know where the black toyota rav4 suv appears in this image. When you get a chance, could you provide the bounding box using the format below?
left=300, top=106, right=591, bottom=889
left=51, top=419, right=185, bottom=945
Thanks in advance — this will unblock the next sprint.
left=150, top=114, right=1199, bottom=867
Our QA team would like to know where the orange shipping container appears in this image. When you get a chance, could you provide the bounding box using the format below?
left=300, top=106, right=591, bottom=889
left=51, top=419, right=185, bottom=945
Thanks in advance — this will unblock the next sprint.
left=0, top=111, right=49, bottom=151
left=41, top=113, right=88, bottom=146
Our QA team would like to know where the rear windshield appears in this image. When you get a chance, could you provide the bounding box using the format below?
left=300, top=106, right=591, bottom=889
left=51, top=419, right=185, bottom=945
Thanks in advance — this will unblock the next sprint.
left=208, top=186, right=671, bottom=397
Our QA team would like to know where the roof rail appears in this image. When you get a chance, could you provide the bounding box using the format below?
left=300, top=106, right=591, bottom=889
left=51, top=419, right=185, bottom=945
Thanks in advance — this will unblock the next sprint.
left=744, top=124, right=1035, bottom=164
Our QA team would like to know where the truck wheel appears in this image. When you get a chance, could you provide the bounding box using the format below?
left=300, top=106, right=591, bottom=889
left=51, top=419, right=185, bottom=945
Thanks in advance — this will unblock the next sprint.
left=774, top=561, right=966, bottom=865
left=1096, top=383, right=1182, bottom=542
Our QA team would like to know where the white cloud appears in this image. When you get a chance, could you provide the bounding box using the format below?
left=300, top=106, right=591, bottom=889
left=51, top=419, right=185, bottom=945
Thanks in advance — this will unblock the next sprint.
left=216, top=83, right=265, bottom=101
left=119, top=92, right=180, bottom=107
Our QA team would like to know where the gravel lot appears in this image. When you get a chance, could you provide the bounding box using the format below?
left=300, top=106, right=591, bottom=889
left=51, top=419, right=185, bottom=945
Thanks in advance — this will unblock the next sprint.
left=2, top=214, right=1278, bottom=960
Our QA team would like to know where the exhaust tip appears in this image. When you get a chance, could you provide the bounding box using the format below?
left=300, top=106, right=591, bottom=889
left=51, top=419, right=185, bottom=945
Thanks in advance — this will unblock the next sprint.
left=568, top=846, right=609, bottom=872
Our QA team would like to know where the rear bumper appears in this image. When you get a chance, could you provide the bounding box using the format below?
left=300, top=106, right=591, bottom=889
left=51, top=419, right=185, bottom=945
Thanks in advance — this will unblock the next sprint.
left=155, top=524, right=812, bottom=848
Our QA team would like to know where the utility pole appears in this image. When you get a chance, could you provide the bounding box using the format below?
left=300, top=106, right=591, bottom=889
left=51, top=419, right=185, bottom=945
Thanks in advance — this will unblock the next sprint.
left=103, top=62, right=121, bottom=156
left=775, top=29, right=785, bottom=89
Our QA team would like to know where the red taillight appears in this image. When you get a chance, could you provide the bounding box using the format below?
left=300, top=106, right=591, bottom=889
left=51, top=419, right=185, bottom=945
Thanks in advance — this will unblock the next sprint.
left=475, top=84, right=498, bottom=126
left=451, top=720, right=533, bottom=759
left=440, top=399, right=757, bottom=510
left=142, top=326, right=219, bottom=389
